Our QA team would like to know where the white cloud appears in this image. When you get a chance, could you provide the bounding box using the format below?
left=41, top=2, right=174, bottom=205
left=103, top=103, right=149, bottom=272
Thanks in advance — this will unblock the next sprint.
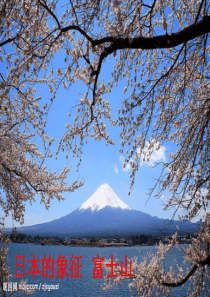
left=149, top=145, right=166, bottom=165
left=113, top=164, right=118, bottom=174
left=138, top=141, right=166, bottom=166
left=119, top=155, right=133, bottom=171
left=119, top=142, right=166, bottom=171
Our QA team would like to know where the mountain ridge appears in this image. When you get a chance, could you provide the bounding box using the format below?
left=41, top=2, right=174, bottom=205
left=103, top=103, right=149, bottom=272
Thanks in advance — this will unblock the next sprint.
left=13, top=184, right=201, bottom=236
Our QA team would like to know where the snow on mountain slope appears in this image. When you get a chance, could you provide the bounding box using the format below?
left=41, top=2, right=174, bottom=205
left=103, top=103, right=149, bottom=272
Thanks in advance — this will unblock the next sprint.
left=79, top=183, right=131, bottom=212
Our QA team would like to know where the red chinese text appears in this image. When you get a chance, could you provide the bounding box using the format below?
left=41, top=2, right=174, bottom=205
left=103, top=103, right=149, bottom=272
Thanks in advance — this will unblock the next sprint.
left=92, top=254, right=104, bottom=279
left=56, top=254, right=69, bottom=279
left=69, top=255, right=83, bottom=279
left=15, top=254, right=132, bottom=279
left=27, top=254, right=41, bottom=279
left=15, top=256, right=25, bottom=278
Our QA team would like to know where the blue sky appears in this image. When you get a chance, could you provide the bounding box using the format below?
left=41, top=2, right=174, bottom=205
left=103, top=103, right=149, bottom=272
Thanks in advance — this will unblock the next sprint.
left=2, top=51, right=183, bottom=229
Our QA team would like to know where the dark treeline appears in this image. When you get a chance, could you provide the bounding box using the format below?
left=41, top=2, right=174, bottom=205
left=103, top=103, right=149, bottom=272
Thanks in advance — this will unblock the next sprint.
left=7, top=229, right=194, bottom=247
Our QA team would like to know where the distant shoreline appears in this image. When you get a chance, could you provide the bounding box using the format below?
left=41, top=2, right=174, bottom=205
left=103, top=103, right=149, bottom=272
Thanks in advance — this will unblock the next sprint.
left=6, top=231, right=194, bottom=247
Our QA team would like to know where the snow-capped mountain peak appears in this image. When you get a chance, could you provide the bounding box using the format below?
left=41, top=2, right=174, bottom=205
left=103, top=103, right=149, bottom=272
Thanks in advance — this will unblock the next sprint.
left=79, top=183, right=131, bottom=212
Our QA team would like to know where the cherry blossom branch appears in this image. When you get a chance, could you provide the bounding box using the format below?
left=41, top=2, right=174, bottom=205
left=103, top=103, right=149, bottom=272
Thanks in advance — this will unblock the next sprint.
left=90, top=16, right=210, bottom=49
left=37, top=0, right=61, bottom=29
left=1, top=6, right=209, bottom=54
left=1, top=162, right=44, bottom=193
left=195, top=0, right=205, bottom=23
left=162, top=255, right=210, bottom=287
left=0, top=37, right=16, bottom=47
left=59, top=16, right=210, bottom=117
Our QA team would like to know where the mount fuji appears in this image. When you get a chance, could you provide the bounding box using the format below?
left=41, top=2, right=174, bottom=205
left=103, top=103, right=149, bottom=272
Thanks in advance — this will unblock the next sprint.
left=79, top=183, right=131, bottom=212
left=16, top=183, right=200, bottom=236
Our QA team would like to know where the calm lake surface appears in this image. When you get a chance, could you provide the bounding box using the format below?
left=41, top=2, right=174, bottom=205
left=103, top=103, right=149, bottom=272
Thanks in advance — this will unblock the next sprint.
left=4, top=243, right=205, bottom=296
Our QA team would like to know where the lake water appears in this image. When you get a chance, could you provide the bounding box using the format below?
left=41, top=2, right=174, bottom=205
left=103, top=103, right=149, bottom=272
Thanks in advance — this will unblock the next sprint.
left=3, top=243, right=206, bottom=296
